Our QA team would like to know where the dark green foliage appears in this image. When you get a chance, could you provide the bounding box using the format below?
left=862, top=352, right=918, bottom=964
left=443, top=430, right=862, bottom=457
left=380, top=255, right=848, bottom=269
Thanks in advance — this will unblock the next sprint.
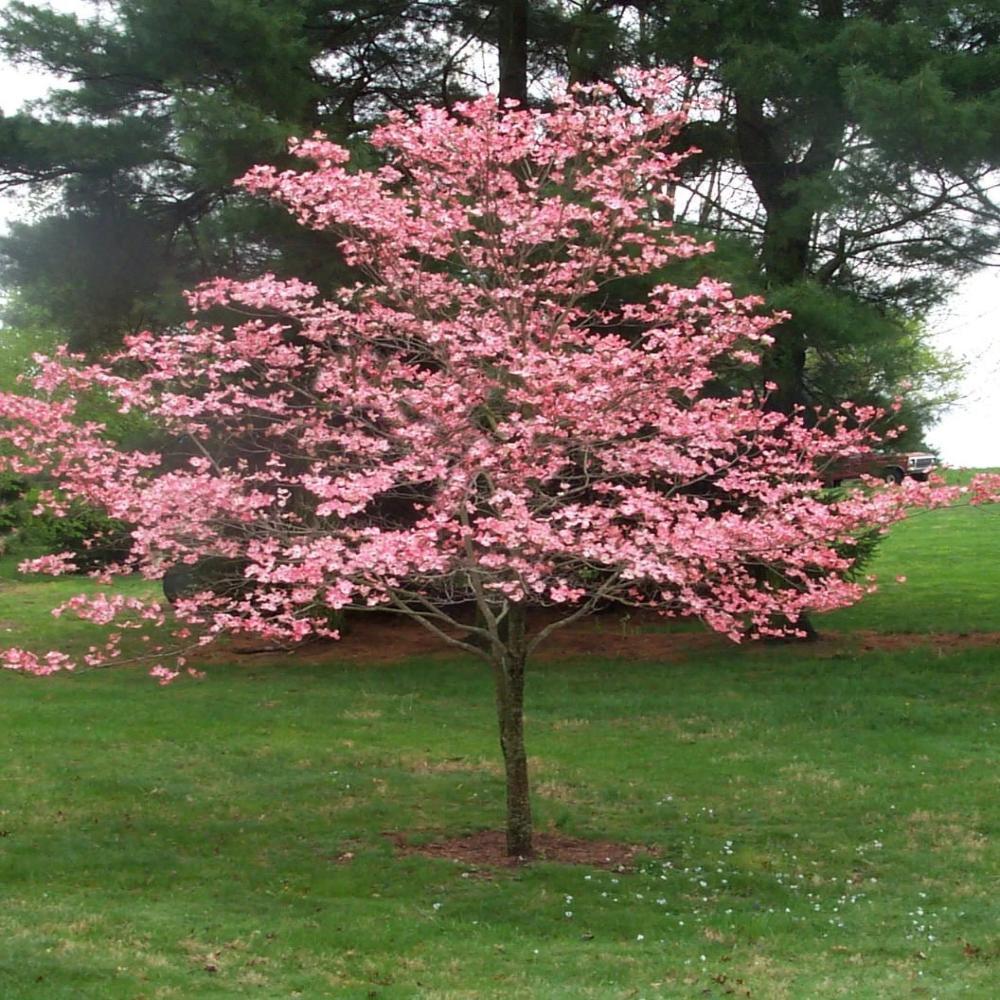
left=0, top=472, right=27, bottom=503
left=0, top=208, right=185, bottom=349
left=821, top=489, right=885, bottom=584
left=24, top=501, right=132, bottom=572
left=0, top=0, right=484, bottom=349
left=0, top=471, right=29, bottom=536
left=161, top=555, right=249, bottom=604
left=160, top=555, right=348, bottom=634
left=838, top=523, right=884, bottom=583
left=842, top=4, right=1000, bottom=171
left=769, top=281, right=961, bottom=447
left=625, top=1, right=1000, bottom=420
left=604, top=226, right=959, bottom=444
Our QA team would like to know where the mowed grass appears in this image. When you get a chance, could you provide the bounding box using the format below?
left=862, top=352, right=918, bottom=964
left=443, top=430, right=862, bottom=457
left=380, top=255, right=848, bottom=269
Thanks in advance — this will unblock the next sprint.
left=824, top=498, right=1000, bottom=634
left=0, top=498, right=998, bottom=998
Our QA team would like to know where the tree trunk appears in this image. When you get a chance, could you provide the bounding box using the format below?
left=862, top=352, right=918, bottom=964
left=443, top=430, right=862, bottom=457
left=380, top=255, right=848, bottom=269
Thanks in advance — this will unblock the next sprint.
left=497, top=0, right=529, bottom=107
left=732, top=0, right=846, bottom=415
left=757, top=205, right=813, bottom=412
left=492, top=602, right=533, bottom=857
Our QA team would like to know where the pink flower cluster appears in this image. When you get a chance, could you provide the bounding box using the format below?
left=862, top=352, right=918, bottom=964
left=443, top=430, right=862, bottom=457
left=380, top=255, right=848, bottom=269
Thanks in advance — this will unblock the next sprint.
left=1, top=649, right=73, bottom=676
left=0, top=68, right=995, bottom=676
left=18, top=552, right=78, bottom=576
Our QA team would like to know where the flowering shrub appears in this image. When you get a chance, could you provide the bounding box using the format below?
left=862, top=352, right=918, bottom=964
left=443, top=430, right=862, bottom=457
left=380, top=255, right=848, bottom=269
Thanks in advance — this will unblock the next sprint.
left=0, top=69, right=992, bottom=853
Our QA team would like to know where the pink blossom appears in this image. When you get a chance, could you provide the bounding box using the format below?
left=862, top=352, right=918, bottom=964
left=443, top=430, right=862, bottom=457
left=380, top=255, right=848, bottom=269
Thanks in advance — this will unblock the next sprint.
left=149, top=664, right=180, bottom=685
left=18, top=552, right=78, bottom=576
left=0, top=67, right=997, bottom=679
left=2, top=648, right=75, bottom=676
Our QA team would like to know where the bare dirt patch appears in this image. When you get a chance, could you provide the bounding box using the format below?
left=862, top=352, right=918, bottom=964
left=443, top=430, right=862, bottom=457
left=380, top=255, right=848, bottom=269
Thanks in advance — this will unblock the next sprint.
left=385, top=829, right=659, bottom=869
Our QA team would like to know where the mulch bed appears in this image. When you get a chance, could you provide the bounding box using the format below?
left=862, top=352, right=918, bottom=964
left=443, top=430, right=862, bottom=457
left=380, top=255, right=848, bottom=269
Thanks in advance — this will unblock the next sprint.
left=212, top=607, right=729, bottom=665
left=212, top=611, right=1000, bottom=668
left=384, top=829, right=659, bottom=869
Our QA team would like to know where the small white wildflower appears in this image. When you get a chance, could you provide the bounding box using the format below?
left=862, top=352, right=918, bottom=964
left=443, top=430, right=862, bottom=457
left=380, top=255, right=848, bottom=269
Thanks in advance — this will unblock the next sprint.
left=636, top=934, right=645, bottom=941
left=432, top=902, right=442, bottom=911
left=564, top=911, right=573, bottom=918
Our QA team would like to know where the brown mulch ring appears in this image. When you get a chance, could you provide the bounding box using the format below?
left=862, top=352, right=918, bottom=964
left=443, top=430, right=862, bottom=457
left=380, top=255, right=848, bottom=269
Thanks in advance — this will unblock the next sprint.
left=848, top=629, right=1000, bottom=653
left=212, top=608, right=730, bottom=666
left=207, top=607, right=1000, bottom=667
left=384, top=829, right=660, bottom=870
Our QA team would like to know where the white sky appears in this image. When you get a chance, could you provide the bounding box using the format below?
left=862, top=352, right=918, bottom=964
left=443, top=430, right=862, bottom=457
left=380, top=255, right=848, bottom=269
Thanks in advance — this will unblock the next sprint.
left=924, top=269, right=1000, bottom=467
left=1, top=0, right=998, bottom=468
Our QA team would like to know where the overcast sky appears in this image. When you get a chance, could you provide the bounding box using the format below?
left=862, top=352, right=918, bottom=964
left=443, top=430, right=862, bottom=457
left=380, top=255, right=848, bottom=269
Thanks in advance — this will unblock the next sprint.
left=1, top=0, right=998, bottom=467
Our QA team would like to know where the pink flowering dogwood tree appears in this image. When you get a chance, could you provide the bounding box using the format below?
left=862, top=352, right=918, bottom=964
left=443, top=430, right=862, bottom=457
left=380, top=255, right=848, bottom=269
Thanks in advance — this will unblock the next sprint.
left=0, top=69, right=990, bottom=856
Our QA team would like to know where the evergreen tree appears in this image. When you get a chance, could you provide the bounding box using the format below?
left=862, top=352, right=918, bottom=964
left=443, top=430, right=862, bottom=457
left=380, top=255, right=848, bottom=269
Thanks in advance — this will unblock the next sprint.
left=594, top=1, right=1000, bottom=418
left=0, top=0, right=484, bottom=347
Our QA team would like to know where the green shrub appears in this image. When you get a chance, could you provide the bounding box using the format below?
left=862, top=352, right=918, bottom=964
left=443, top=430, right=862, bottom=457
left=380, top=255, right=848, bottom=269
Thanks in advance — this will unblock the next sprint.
left=29, top=504, right=132, bottom=572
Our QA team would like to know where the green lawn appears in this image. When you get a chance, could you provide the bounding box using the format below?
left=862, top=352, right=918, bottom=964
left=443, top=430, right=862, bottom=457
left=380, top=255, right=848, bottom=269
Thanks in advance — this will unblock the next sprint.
left=0, top=500, right=997, bottom=998
left=823, top=500, right=1000, bottom=634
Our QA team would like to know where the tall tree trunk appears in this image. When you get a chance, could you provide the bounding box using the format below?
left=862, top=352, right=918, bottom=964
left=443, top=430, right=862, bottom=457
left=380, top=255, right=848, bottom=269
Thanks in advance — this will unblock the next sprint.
left=731, top=1, right=846, bottom=413
left=497, top=0, right=528, bottom=107
left=759, top=211, right=812, bottom=413
left=492, top=602, right=532, bottom=856
left=733, top=92, right=815, bottom=412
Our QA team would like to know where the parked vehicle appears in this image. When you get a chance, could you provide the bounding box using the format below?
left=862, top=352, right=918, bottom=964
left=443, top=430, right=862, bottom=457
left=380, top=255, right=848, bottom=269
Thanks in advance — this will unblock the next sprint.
left=822, top=450, right=937, bottom=486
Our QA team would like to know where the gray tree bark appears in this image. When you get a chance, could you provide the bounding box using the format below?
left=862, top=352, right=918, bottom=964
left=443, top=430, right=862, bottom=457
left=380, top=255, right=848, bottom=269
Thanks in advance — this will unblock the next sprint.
left=491, top=602, right=532, bottom=856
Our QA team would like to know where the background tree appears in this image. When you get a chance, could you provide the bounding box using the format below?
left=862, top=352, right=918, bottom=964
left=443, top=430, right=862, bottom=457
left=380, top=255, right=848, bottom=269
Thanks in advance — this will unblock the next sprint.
left=0, top=0, right=496, bottom=348
left=497, top=0, right=529, bottom=104
left=0, top=72, right=966, bottom=855
left=618, top=0, right=1000, bottom=415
